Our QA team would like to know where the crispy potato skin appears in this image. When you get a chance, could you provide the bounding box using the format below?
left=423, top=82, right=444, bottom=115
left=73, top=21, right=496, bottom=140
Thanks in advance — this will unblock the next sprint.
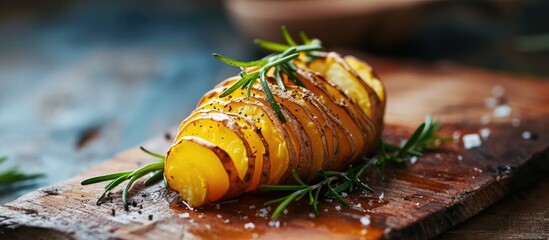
left=165, top=53, right=386, bottom=207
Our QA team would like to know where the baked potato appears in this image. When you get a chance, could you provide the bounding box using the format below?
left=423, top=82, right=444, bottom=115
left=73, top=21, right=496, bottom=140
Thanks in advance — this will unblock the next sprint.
left=165, top=52, right=386, bottom=207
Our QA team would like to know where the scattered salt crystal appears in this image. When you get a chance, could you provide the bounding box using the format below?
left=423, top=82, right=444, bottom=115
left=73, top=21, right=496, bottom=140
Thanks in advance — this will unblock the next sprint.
left=452, top=131, right=461, bottom=142
left=242, top=216, right=248, bottom=220
left=335, top=205, right=342, bottom=211
left=244, top=222, right=256, bottom=230
left=198, top=214, right=205, bottom=219
left=224, top=219, right=230, bottom=224
left=435, top=153, right=442, bottom=159
left=410, top=156, right=418, bottom=164
left=268, top=220, right=281, bottom=228
left=481, top=115, right=491, bottom=125
left=249, top=205, right=256, bottom=209
left=511, top=118, right=521, bottom=127
left=484, top=97, right=497, bottom=108
left=479, top=128, right=491, bottom=140
left=474, top=167, right=483, bottom=173
left=178, top=213, right=190, bottom=219
left=522, top=131, right=532, bottom=140
left=252, top=233, right=259, bottom=239
left=379, top=192, right=385, bottom=201
left=492, top=85, right=505, bottom=98
left=205, top=224, right=211, bottom=229
left=341, top=192, right=348, bottom=198
left=354, top=203, right=362, bottom=209
left=457, top=155, right=463, bottom=161
left=216, top=214, right=223, bottom=219
left=324, top=198, right=333, bottom=203
left=462, top=134, right=482, bottom=149
left=360, top=229, right=368, bottom=235
left=493, top=104, right=512, bottom=118
left=309, top=213, right=316, bottom=218
left=257, top=208, right=269, bottom=217
left=283, top=209, right=289, bottom=215
left=360, top=216, right=371, bottom=226
left=415, top=202, right=420, bottom=206
left=323, top=208, right=329, bottom=212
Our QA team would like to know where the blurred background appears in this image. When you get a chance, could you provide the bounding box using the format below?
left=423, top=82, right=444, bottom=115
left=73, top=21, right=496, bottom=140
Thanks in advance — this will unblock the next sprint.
left=0, top=0, right=548, bottom=204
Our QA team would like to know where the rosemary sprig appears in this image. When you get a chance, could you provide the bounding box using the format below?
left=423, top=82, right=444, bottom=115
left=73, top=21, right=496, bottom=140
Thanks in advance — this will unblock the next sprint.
left=80, top=147, right=166, bottom=210
left=260, top=116, right=447, bottom=219
left=213, top=26, right=323, bottom=122
left=0, top=156, right=43, bottom=186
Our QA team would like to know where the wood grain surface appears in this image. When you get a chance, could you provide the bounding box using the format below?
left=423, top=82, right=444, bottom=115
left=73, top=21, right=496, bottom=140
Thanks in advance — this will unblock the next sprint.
left=1, top=58, right=548, bottom=239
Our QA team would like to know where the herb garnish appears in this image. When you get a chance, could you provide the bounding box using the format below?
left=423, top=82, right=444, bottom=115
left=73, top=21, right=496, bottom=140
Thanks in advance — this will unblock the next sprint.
left=0, top=156, right=43, bottom=186
left=80, top=147, right=166, bottom=210
left=260, top=116, right=446, bottom=219
left=213, top=26, right=323, bottom=122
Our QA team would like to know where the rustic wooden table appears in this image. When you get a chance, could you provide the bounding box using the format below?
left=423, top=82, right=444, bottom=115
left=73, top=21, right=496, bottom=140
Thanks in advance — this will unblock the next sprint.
left=1, top=1, right=547, bottom=239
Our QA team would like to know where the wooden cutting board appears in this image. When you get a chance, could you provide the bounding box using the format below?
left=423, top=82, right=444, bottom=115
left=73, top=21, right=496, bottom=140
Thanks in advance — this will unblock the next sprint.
left=1, top=58, right=548, bottom=240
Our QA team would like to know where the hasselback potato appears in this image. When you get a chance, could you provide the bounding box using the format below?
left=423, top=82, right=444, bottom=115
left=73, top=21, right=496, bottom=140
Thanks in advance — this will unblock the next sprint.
left=165, top=52, right=386, bottom=207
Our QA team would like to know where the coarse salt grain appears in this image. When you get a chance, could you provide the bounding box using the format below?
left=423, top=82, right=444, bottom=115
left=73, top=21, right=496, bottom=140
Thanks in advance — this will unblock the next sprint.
left=522, top=131, right=532, bottom=140
left=457, top=155, right=463, bottom=161
left=257, top=208, right=269, bottom=217
left=493, top=104, right=512, bottom=118
left=462, top=134, right=482, bottom=149
left=379, top=192, right=385, bottom=201
left=452, top=131, right=461, bottom=142
left=268, top=220, right=281, bottom=228
left=410, top=156, right=418, bottom=164
left=244, top=222, right=255, bottom=230
left=309, top=213, right=316, bottom=218
left=335, top=205, right=342, bottom=211
left=479, top=128, right=491, bottom=140
left=216, top=214, right=223, bottom=219
left=360, top=229, right=368, bottom=235
left=249, top=205, right=256, bottom=209
left=360, top=216, right=371, bottom=226
left=179, top=213, right=190, bottom=219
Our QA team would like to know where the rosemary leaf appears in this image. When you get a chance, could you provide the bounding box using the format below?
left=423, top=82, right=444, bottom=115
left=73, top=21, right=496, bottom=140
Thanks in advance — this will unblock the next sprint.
left=212, top=53, right=267, bottom=68
left=281, top=26, right=297, bottom=46
left=254, top=39, right=291, bottom=53
left=144, top=170, right=164, bottom=186
left=80, top=171, right=131, bottom=185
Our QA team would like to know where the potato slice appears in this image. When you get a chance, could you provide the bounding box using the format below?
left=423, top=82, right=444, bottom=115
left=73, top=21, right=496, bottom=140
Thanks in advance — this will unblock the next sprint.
left=223, top=111, right=270, bottom=191
left=165, top=136, right=226, bottom=206
left=309, top=53, right=382, bottom=125
left=176, top=112, right=253, bottom=185
left=343, top=56, right=385, bottom=103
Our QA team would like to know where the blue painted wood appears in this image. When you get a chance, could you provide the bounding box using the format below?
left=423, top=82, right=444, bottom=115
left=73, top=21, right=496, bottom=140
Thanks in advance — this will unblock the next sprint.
left=0, top=1, right=253, bottom=203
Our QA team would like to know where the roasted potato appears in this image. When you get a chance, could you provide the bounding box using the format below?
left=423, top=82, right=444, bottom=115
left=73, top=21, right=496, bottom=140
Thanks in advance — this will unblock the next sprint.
left=165, top=52, right=385, bottom=207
